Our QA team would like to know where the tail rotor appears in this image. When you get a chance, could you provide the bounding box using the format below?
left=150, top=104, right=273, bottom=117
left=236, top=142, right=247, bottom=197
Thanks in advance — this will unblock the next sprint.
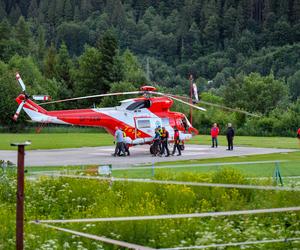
left=13, top=73, right=51, bottom=121
left=13, top=100, right=26, bottom=121
left=13, top=73, right=28, bottom=121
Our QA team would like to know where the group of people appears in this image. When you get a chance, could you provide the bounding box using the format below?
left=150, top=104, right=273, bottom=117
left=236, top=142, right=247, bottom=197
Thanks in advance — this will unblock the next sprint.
left=113, top=126, right=182, bottom=157
left=152, top=126, right=182, bottom=157
left=210, top=123, right=235, bottom=150
left=113, top=124, right=300, bottom=157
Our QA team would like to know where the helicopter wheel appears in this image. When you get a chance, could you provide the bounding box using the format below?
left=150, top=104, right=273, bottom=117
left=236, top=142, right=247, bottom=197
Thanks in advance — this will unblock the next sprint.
left=150, top=145, right=155, bottom=155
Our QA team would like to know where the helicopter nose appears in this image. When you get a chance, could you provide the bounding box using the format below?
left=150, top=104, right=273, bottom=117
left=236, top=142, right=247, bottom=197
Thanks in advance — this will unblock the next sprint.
left=189, top=126, right=199, bottom=135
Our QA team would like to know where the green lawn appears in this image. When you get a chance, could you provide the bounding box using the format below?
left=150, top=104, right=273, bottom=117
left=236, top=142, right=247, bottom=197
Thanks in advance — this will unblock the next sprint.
left=0, top=133, right=299, bottom=150
left=112, top=159, right=300, bottom=179
left=23, top=152, right=300, bottom=179
left=0, top=133, right=113, bottom=150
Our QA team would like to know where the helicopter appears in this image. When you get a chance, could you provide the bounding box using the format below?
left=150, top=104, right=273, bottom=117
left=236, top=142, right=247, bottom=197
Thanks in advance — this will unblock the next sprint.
left=13, top=73, right=258, bottom=149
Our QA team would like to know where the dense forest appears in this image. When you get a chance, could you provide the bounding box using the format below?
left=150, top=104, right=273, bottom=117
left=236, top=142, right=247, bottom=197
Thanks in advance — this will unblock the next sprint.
left=0, top=0, right=300, bottom=136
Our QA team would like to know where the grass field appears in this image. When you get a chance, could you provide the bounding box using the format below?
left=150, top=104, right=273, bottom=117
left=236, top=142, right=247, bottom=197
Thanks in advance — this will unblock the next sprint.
left=1, top=132, right=300, bottom=249
left=111, top=160, right=300, bottom=179
left=23, top=152, right=300, bottom=181
left=1, top=172, right=299, bottom=249
left=0, top=133, right=299, bottom=150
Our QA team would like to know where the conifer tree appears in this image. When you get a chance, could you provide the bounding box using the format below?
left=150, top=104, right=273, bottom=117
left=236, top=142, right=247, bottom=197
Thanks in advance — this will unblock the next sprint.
left=28, top=0, right=39, bottom=19
left=64, top=0, right=73, bottom=21
left=57, top=42, right=73, bottom=89
left=97, top=30, right=123, bottom=88
left=15, top=16, right=31, bottom=55
left=44, top=43, right=58, bottom=79
left=0, top=1, right=6, bottom=20
left=9, top=5, right=22, bottom=24
left=37, top=25, right=46, bottom=61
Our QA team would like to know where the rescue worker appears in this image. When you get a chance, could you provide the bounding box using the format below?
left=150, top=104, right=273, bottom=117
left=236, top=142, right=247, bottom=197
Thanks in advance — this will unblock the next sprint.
left=113, top=126, right=125, bottom=156
left=226, top=123, right=235, bottom=151
left=152, top=128, right=161, bottom=156
left=160, top=127, right=170, bottom=157
left=119, top=129, right=130, bottom=156
left=172, top=127, right=181, bottom=156
left=158, top=125, right=163, bottom=151
left=210, top=123, right=219, bottom=148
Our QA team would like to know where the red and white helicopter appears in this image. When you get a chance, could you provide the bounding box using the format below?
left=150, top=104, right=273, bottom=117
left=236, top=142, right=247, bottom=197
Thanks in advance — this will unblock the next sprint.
left=13, top=73, right=256, bottom=148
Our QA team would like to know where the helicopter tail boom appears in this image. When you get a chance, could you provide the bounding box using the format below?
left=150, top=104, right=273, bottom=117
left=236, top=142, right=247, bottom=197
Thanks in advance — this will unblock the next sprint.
left=15, top=94, right=69, bottom=124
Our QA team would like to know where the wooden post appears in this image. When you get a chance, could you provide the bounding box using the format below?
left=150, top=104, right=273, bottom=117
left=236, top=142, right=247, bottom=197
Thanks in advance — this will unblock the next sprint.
left=11, top=141, right=31, bottom=250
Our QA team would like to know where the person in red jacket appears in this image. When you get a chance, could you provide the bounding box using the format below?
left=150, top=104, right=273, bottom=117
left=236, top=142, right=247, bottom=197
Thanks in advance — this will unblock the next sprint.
left=211, top=123, right=219, bottom=148
left=297, top=128, right=300, bottom=146
left=172, top=127, right=181, bottom=156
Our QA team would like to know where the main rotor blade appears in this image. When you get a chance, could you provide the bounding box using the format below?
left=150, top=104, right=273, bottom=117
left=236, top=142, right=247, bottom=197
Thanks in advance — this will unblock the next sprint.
left=38, top=91, right=143, bottom=105
left=148, top=91, right=207, bottom=111
left=167, top=93, right=261, bottom=117
left=198, top=100, right=261, bottom=117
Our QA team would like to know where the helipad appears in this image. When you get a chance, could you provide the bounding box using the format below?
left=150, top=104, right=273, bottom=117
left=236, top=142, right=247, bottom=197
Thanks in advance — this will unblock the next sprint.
left=0, top=145, right=296, bottom=167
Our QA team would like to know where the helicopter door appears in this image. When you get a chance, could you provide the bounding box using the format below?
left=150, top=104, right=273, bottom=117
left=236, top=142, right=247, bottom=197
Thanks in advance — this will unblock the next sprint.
left=135, top=118, right=161, bottom=138
left=161, top=117, right=174, bottom=139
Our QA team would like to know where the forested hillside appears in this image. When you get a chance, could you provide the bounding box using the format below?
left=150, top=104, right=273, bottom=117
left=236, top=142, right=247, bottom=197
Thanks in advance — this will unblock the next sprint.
left=0, top=0, right=300, bottom=136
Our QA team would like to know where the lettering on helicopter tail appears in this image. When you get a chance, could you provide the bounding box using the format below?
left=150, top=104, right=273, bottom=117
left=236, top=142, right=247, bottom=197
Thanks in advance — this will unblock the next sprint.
left=79, top=116, right=101, bottom=122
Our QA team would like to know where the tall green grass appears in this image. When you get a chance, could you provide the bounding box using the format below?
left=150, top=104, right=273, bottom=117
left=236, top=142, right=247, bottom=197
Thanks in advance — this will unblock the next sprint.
left=0, top=169, right=299, bottom=249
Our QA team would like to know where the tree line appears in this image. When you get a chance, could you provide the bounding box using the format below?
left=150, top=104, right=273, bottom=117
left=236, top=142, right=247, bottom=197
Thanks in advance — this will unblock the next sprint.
left=0, top=0, right=299, bottom=136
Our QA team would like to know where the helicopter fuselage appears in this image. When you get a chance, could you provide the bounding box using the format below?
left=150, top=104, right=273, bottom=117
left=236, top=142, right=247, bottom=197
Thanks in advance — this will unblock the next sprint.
left=16, top=94, right=198, bottom=145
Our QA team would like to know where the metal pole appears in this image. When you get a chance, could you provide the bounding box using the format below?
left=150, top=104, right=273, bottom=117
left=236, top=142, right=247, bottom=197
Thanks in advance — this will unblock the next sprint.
left=151, top=160, right=155, bottom=177
left=189, top=74, right=193, bottom=124
left=11, top=141, right=30, bottom=250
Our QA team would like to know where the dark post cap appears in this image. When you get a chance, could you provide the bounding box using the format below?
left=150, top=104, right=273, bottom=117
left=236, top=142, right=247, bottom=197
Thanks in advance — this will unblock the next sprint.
left=11, top=141, right=31, bottom=147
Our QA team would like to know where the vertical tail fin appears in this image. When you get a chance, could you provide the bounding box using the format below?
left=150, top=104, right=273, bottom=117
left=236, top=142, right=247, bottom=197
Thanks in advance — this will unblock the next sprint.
left=15, top=94, right=48, bottom=122
left=16, top=94, right=47, bottom=114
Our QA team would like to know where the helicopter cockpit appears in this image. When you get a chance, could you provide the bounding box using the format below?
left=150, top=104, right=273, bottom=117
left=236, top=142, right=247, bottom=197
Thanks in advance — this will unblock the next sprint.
left=126, top=100, right=152, bottom=111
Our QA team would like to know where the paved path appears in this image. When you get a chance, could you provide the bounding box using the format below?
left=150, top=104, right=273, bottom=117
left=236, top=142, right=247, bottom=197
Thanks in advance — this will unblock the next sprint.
left=0, top=145, right=296, bottom=167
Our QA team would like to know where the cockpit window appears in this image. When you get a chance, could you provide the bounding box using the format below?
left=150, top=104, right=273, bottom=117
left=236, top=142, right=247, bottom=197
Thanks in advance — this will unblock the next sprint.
left=126, top=100, right=151, bottom=110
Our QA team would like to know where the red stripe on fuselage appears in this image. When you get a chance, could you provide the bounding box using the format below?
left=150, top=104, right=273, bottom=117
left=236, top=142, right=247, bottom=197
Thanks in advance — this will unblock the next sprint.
left=48, top=109, right=151, bottom=139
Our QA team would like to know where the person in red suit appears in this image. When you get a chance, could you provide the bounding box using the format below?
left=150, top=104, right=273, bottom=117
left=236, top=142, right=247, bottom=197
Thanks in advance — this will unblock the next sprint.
left=297, top=128, right=300, bottom=146
left=210, top=123, right=220, bottom=148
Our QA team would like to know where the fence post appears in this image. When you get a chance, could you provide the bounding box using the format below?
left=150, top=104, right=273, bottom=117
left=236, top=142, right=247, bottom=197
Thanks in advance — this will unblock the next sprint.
left=11, top=141, right=31, bottom=250
left=152, top=160, right=155, bottom=177
left=273, top=161, right=283, bottom=186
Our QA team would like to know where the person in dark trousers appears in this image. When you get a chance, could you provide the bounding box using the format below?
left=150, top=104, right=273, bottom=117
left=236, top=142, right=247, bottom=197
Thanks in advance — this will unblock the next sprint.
left=226, top=123, right=234, bottom=150
left=172, top=127, right=181, bottom=156
left=152, top=128, right=161, bottom=156
left=160, top=127, right=170, bottom=157
left=113, top=126, right=125, bottom=156
left=210, top=123, right=219, bottom=148
left=157, top=125, right=163, bottom=151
